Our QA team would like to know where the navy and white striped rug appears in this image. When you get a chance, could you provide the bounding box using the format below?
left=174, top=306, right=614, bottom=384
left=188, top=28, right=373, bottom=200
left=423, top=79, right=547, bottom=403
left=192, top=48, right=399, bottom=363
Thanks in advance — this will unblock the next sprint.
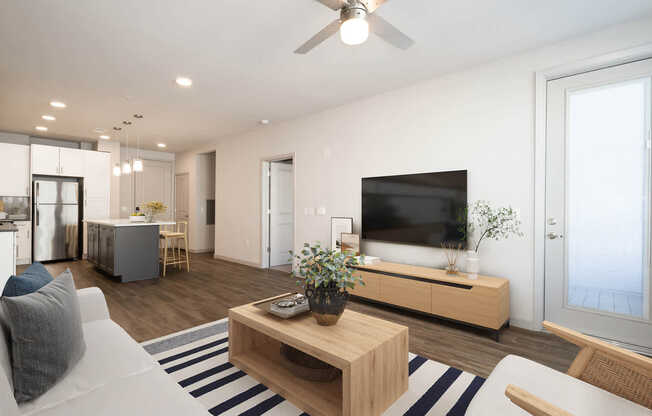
left=141, top=318, right=485, bottom=416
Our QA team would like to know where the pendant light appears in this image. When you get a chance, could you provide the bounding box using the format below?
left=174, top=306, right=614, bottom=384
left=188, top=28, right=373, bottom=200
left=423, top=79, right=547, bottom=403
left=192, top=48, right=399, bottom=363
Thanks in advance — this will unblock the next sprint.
left=121, top=121, right=132, bottom=175
left=112, top=126, right=122, bottom=176
left=132, top=114, right=144, bottom=172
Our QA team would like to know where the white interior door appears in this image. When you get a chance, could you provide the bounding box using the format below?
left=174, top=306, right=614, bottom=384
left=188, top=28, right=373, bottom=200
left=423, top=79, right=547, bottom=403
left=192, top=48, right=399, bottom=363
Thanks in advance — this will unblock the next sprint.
left=269, top=161, right=293, bottom=267
left=175, top=173, right=189, bottom=222
left=545, top=59, right=652, bottom=350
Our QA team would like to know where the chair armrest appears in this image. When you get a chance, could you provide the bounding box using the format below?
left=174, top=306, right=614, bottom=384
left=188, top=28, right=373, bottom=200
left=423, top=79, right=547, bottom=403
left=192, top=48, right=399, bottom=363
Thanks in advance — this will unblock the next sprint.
left=505, top=385, right=574, bottom=416
left=76, top=287, right=110, bottom=323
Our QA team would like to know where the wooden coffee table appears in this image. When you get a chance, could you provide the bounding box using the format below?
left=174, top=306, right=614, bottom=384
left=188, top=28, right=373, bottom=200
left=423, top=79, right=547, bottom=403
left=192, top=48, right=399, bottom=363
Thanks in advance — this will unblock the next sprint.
left=229, top=295, right=409, bottom=416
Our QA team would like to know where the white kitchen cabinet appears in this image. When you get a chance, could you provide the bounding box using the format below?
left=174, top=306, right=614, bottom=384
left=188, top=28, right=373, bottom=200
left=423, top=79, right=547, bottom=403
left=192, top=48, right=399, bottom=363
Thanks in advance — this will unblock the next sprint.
left=15, top=221, right=31, bottom=265
left=31, top=144, right=61, bottom=175
left=82, top=150, right=111, bottom=256
left=60, top=148, right=84, bottom=177
left=0, top=230, right=16, bottom=292
left=31, top=144, right=84, bottom=177
left=0, top=143, right=30, bottom=196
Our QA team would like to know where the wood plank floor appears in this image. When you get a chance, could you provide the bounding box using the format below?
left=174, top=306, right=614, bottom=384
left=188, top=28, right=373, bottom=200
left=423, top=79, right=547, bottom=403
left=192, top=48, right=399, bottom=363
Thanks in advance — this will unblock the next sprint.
left=32, top=254, right=579, bottom=378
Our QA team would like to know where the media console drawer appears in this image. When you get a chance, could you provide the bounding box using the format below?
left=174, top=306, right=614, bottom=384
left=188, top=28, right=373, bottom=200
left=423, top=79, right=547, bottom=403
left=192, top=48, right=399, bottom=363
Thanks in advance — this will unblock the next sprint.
left=351, top=262, right=510, bottom=340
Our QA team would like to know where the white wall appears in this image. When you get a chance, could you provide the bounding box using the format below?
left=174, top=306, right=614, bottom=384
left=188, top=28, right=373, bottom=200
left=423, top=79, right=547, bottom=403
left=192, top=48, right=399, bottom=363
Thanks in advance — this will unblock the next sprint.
left=204, top=17, right=652, bottom=329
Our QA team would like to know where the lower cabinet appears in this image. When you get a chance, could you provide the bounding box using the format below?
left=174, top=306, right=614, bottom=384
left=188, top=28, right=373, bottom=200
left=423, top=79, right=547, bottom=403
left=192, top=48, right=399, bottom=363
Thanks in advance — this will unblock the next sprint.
left=88, top=224, right=115, bottom=275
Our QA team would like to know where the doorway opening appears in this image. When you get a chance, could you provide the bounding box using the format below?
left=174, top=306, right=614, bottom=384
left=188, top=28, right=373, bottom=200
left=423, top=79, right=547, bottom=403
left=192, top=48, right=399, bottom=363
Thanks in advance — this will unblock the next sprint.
left=261, top=157, right=294, bottom=272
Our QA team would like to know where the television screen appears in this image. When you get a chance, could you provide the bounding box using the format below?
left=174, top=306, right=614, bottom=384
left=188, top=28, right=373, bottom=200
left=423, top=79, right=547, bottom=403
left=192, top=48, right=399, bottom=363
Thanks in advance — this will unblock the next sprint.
left=362, top=170, right=467, bottom=247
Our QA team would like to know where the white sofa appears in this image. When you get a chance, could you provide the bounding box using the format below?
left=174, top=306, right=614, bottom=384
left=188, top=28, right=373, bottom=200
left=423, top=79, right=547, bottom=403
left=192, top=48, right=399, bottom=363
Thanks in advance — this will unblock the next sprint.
left=1, top=287, right=209, bottom=416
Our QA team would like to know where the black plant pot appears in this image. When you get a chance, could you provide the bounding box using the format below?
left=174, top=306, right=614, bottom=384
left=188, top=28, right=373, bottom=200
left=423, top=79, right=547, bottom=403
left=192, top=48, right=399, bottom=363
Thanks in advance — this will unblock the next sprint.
left=305, top=282, right=349, bottom=326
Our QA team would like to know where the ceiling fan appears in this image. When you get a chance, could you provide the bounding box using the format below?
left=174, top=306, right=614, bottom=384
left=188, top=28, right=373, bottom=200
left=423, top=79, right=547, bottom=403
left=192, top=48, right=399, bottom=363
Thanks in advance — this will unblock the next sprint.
left=294, top=0, right=414, bottom=54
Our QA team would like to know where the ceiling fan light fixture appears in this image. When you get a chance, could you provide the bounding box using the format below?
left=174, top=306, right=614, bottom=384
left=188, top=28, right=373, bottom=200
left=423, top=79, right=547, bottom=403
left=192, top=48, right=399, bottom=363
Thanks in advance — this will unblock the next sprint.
left=339, top=8, right=369, bottom=46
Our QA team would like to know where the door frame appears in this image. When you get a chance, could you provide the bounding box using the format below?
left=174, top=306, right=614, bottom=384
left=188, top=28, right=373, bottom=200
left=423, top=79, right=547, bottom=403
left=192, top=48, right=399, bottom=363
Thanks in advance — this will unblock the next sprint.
left=533, top=44, right=652, bottom=331
left=260, top=153, right=296, bottom=269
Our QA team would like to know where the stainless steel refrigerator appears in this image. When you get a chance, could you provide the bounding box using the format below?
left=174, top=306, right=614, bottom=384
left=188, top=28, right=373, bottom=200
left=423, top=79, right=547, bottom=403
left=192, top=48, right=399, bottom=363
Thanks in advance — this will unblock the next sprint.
left=33, top=179, right=80, bottom=262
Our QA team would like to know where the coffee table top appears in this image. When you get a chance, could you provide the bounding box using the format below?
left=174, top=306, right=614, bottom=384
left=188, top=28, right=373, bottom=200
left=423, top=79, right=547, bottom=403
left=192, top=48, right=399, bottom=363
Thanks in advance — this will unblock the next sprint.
left=229, top=294, right=408, bottom=369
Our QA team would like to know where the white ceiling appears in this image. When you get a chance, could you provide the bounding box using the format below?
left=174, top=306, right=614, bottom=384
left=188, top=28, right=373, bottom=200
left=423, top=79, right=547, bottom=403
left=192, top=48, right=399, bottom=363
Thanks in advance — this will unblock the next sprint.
left=1, top=1, right=652, bottom=152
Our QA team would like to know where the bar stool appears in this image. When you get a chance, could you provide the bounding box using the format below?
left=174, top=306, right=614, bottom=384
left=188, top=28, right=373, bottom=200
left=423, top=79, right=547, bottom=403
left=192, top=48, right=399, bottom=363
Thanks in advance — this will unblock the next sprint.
left=160, top=221, right=190, bottom=276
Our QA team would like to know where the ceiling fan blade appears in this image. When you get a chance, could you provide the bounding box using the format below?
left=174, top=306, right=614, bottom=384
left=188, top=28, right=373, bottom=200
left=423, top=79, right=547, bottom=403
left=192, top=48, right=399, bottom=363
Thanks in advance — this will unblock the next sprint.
left=294, top=19, right=341, bottom=54
left=362, top=0, right=387, bottom=13
left=367, top=13, right=414, bottom=50
left=315, top=0, right=347, bottom=10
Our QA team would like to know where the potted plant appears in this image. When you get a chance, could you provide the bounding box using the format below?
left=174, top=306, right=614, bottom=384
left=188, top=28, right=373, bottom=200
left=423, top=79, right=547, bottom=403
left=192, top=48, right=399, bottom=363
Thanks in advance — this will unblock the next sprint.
left=142, top=201, right=167, bottom=223
left=459, top=200, right=523, bottom=279
left=291, top=243, right=364, bottom=326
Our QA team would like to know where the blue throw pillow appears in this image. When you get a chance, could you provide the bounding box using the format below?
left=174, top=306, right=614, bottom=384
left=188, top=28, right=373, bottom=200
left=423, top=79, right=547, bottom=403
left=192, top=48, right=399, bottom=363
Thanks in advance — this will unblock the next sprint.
left=2, top=263, right=53, bottom=297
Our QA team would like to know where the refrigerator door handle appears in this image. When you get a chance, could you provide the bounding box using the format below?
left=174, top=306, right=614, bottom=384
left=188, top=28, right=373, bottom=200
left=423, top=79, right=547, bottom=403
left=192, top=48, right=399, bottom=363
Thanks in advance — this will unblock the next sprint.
left=36, top=207, right=39, bottom=226
left=36, top=182, right=39, bottom=201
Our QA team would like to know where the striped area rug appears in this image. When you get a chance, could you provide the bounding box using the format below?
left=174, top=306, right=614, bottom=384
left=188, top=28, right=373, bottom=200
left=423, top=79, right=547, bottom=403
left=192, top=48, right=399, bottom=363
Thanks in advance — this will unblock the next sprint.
left=141, top=318, right=485, bottom=416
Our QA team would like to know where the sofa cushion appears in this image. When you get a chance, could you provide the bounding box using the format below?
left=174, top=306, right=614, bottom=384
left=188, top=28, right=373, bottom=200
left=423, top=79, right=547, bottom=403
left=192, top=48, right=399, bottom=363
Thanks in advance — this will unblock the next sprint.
left=23, top=367, right=209, bottom=416
left=18, top=319, right=159, bottom=416
left=1, top=270, right=86, bottom=403
left=2, top=262, right=53, bottom=297
left=0, top=307, right=18, bottom=416
left=466, top=354, right=650, bottom=416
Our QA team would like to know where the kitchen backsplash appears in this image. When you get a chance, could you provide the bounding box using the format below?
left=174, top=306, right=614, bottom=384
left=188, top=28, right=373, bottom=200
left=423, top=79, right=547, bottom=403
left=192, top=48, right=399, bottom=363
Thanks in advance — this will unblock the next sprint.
left=0, top=196, right=29, bottom=220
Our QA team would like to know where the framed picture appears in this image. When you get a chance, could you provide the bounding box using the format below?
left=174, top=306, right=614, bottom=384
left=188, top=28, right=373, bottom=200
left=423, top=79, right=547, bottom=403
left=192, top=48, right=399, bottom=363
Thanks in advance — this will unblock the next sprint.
left=341, top=233, right=360, bottom=256
left=331, top=217, right=353, bottom=251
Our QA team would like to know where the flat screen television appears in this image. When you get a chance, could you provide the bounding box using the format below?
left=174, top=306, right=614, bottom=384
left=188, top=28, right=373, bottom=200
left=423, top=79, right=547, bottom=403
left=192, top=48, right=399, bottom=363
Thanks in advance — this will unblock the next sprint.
left=362, top=170, right=467, bottom=247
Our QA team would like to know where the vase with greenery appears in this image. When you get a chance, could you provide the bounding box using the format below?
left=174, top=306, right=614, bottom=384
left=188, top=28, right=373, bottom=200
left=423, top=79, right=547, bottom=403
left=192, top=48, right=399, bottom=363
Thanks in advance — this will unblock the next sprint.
left=142, top=201, right=167, bottom=223
left=459, top=200, right=523, bottom=279
left=291, top=243, right=364, bottom=326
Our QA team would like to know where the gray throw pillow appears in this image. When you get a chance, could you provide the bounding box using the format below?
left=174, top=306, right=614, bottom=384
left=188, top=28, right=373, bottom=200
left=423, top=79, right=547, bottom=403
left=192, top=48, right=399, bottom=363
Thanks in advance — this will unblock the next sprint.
left=1, top=270, right=86, bottom=403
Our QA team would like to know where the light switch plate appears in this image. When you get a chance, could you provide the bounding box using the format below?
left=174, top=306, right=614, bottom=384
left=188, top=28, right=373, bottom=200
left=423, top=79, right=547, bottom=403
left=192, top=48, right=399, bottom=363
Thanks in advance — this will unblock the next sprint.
left=317, top=207, right=326, bottom=216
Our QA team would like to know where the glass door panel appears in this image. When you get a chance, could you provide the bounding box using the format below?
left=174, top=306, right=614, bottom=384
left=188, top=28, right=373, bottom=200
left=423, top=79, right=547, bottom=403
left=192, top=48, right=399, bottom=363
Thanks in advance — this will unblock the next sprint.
left=566, top=78, right=650, bottom=319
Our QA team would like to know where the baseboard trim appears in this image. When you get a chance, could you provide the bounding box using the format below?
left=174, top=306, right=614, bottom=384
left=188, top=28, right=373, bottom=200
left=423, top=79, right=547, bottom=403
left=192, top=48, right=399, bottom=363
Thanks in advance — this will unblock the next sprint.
left=190, top=249, right=214, bottom=254
left=509, top=318, right=536, bottom=331
left=213, top=254, right=263, bottom=269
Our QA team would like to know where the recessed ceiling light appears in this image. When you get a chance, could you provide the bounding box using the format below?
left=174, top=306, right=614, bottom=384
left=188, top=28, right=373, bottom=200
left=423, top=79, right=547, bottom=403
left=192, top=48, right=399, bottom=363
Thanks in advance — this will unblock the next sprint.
left=50, top=101, right=66, bottom=108
left=157, top=143, right=167, bottom=148
left=94, top=128, right=106, bottom=133
left=99, top=135, right=110, bottom=140
left=41, top=115, right=56, bottom=121
left=260, top=119, right=270, bottom=125
left=175, top=77, right=192, bottom=87
left=35, top=126, right=48, bottom=132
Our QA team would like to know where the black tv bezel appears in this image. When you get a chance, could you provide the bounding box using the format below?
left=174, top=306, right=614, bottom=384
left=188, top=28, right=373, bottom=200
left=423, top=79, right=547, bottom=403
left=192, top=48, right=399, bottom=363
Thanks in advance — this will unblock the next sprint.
left=361, top=169, right=468, bottom=248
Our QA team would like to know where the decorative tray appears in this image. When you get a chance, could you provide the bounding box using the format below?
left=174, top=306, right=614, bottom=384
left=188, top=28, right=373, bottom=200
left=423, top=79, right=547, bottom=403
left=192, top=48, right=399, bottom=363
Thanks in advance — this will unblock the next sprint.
left=253, top=293, right=310, bottom=319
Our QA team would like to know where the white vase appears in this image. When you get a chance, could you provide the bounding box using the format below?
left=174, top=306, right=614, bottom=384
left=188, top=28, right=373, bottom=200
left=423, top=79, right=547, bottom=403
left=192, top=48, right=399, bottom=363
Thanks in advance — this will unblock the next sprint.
left=466, top=250, right=480, bottom=280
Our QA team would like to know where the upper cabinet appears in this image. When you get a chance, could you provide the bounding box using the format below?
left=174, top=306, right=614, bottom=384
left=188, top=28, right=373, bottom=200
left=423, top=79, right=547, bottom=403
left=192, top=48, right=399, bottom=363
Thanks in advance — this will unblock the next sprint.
left=31, top=144, right=83, bottom=177
left=0, top=143, right=30, bottom=196
left=59, top=148, right=84, bottom=177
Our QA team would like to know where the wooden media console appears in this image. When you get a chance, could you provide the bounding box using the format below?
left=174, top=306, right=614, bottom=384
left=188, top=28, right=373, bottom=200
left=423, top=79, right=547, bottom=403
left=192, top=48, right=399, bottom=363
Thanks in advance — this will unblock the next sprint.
left=350, top=261, right=510, bottom=340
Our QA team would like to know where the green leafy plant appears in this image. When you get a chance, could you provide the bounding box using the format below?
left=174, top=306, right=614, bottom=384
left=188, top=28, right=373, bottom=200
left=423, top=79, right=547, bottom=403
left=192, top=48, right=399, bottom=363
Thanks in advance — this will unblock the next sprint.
left=290, top=243, right=365, bottom=290
left=458, top=200, right=523, bottom=253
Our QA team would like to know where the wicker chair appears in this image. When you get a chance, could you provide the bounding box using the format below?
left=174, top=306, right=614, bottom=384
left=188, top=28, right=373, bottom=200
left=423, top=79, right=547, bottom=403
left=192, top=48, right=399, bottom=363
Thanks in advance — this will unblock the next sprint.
left=504, top=321, right=651, bottom=415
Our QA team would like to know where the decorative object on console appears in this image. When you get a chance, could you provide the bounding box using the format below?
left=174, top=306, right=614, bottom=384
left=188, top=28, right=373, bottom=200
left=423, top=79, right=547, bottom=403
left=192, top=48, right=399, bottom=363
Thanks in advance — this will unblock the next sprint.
left=340, top=232, right=360, bottom=255
left=291, top=242, right=363, bottom=325
left=355, top=255, right=381, bottom=265
left=441, top=242, right=463, bottom=275
left=330, top=216, right=352, bottom=251
left=460, top=200, right=523, bottom=279
left=253, top=293, right=310, bottom=319
left=142, top=201, right=167, bottom=223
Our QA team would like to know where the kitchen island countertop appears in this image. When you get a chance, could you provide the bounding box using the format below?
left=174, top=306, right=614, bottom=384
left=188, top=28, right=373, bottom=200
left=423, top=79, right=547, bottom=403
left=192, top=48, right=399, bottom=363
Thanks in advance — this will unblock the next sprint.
left=84, top=219, right=175, bottom=227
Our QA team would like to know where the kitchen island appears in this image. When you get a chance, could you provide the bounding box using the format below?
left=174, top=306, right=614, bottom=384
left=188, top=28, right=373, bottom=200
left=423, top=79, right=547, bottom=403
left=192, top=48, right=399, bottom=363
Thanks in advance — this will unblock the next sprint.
left=85, top=219, right=174, bottom=282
